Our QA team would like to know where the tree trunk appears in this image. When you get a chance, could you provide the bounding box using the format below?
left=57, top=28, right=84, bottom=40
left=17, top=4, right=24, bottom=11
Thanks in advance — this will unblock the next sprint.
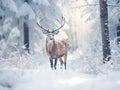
left=24, top=22, right=30, bottom=53
left=99, top=0, right=111, bottom=63
left=117, top=20, right=120, bottom=45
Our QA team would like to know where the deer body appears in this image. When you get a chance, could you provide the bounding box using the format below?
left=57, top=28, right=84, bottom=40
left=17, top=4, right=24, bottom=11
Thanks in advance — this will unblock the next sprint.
left=46, top=38, right=67, bottom=59
left=45, top=35, right=68, bottom=69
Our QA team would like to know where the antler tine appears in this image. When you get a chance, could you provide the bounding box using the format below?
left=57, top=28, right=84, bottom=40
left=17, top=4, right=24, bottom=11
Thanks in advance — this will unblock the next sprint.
left=54, top=16, right=65, bottom=31
left=36, top=14, right=49, bottom=32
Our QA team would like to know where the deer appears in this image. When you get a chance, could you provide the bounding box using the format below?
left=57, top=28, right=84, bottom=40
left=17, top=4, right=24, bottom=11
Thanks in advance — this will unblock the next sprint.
left=36, top=15, right=68, bottom=70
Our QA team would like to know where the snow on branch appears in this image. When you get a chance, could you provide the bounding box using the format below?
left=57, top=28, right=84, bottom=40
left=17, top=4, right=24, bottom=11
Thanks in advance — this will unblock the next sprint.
left=2, top=0, right=18, bottom=13
left=108, top=4, right=120, bottom=7
left=72, top=3, right=120, bottom=9
left=16, top=2, right=35, bottom=19
left=32, top=0, right=50, bottom=6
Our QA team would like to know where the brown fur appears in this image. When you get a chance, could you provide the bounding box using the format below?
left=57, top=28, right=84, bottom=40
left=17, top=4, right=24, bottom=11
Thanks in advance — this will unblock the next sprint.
left=45, top=38, right=68, bottom=69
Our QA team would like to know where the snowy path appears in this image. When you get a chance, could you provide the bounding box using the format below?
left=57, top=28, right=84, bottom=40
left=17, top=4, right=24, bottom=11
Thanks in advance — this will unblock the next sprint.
left=0, top=68, right=120, bottom=90
left=0, top=55, right=120, bottom=90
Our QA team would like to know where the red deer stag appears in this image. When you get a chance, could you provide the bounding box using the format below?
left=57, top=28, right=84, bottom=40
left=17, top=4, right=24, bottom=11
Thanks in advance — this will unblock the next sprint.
left=36, top=15, right=68, bottom=70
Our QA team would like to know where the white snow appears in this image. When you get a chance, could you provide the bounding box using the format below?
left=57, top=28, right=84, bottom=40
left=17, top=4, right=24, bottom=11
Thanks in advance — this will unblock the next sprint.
left=0, top=52, right=120, bottom=90
left=0, top=68, right=120, bottom=90
left=8, top=27, right=20, bottom=44
left=32, top=0, right=50, bottom=6
left=0, top=8, right=5, bottom=16
left=2, top=0, right=18, bottom=13
left=16, top=2, right=35, bottom=19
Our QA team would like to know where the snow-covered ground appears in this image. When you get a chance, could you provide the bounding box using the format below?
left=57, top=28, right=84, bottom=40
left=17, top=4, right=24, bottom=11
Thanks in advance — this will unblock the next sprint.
left=0, top=68, right=120, bottom=90
left=0, top=51, right=120, bottom=90
left=0, top=53, right=120, bottom=90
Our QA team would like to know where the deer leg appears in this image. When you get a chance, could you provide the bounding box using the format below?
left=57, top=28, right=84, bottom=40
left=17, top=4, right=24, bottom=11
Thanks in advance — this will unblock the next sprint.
left=50, top=59, right=53, bottom=69
left=64, top=55, right=67, bottom=70
left=64, top=62, right=66, bottom=70
left=59, top=57, right=63, bottom=69
left=54, top=58, right=57, bottom=70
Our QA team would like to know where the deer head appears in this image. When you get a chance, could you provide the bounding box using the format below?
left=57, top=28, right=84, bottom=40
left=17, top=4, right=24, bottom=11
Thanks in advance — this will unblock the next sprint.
left=36, top=15, right=65, bottom=40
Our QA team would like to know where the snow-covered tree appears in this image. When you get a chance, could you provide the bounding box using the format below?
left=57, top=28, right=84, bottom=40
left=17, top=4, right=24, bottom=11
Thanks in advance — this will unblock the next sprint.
left=0, top=0, right=63, bottom=57
left=0, top=0, right=66, bottom=69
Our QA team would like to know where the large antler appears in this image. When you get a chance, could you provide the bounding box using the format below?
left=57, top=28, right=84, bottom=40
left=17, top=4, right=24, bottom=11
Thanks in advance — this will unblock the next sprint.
left=50, top=16, right=65, bottom=35
left=36, top=14, right=50, bottom=34
left=53, top=16, right=65, bottom=32
left=36, top=14, right=65, bottom=34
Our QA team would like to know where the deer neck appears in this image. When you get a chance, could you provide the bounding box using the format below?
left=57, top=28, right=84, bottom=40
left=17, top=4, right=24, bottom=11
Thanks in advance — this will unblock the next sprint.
left=46, top=38, right=56, bottom=52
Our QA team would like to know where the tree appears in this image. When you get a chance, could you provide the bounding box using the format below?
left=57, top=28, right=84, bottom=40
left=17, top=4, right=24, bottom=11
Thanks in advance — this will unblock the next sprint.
left=99, top=0, right=111, bottom=63
left=116, top=19, right=120, bottom=45
left=24, top=20, right=30, bottom=53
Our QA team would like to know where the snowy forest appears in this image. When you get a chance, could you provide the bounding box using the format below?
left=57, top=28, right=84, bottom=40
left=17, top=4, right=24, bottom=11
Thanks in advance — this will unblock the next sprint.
left=0, top=0, right=120, bottom=90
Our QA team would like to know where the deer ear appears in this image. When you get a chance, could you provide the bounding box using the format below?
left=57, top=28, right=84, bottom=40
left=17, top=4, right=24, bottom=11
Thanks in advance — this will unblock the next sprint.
left=53, top=30, right=59, bottom=35
left=42, top=30, right=48, bottom=34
